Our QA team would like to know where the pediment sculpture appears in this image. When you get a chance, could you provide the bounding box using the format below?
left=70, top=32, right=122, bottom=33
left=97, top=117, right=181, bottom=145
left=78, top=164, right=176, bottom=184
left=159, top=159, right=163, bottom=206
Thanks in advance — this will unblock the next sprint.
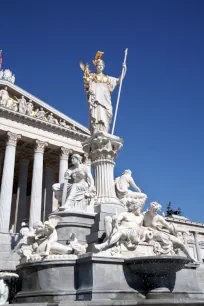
left=0, top=86, right=80, bottom=132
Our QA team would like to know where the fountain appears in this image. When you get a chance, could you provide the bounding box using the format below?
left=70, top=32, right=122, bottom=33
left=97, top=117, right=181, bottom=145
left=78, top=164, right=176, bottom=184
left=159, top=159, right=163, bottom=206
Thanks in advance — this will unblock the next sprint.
left=10, top=50, right=204, bottom=306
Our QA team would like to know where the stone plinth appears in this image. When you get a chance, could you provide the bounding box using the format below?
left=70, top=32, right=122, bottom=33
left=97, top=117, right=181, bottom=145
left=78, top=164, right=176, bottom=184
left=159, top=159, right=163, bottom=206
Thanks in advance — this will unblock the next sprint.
left=0, top=233, right=19, bottom=271
left=76, top=253, right=144, bottom=301
left=50, top=211, right=96, bottom=244
left=15, top=259, right=76, bottom=303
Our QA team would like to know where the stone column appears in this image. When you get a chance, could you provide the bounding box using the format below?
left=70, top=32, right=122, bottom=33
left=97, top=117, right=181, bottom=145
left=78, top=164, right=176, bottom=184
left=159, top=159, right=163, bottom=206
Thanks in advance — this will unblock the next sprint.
left=83, top=132, right=124, bottom=214
left=29, top=140, right=48, bottom=227
left=0, top=153, right=4, bottom=184
left=194, top=231, right=202, bottom=262
left=59, top=147, right=71, bottom=183
left=0, top=132, right=21, bottom=232
left=14, top=157, right=29, bottom=232
left=42, top=163, right=54, bottom=221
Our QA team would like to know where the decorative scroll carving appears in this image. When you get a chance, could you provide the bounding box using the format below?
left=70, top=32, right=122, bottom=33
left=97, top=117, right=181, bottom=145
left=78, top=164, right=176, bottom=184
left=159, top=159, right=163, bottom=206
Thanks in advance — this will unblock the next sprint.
left=7, top=132, right=21, bottom=146
left=34, top=140, right=48, bottom=153
left=60, top=147, right=72, bottom=160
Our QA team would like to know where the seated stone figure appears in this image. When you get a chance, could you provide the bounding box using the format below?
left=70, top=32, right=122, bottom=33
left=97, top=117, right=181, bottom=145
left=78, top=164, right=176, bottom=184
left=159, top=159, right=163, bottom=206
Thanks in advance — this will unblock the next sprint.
left=53, top=154, right=96, bottom=212
left=143, top=202, right=194, bottom=260
left=94, top=202, right=152, bottom=252
left=115, top=170, right=147, bottom=209
left=15, top=215, right=87, bottom=261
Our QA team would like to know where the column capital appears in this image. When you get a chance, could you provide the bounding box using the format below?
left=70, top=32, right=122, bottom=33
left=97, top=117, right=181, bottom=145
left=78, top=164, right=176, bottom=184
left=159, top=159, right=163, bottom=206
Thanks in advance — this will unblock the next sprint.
left=6, top=132, right=21, bottom=146
left=60, top=147, right=72, bottom=160
left=34, top=140, right=48, bottom=153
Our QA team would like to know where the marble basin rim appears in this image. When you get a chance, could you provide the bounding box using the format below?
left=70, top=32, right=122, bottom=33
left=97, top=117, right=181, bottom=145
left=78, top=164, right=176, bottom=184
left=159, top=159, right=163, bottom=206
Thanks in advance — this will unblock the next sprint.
left=125, top=255, right=191, bottom=276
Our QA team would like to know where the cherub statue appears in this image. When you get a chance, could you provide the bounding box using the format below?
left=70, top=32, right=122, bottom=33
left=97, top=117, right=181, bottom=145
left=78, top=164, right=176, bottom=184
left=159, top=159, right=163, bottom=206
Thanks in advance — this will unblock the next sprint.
left=15, top=216, right=87, bottom=260
left=143, top=202, right=194, bottom=260
left=80, top=51, right=127, bottom=134
left=53, top=154, right=96, bottom=212
left=115, top=170, right=147, bottom=209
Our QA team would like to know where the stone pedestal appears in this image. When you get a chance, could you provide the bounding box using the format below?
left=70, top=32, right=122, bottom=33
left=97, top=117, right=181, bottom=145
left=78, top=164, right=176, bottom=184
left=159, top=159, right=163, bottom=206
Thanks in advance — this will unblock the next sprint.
left=76, top=253, right=144, bottom=301
left=83, top=132, right=125, bottom=244
left=0, top=233, right=19, bottom=271
left=50, top=211, right=96, bottom=244
left=15, top=259, right=77, bottom=303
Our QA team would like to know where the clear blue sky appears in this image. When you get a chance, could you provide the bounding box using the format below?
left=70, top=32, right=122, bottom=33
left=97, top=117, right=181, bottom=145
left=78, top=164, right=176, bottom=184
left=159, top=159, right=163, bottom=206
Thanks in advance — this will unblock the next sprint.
left=1, top=0, right=204, bottom=222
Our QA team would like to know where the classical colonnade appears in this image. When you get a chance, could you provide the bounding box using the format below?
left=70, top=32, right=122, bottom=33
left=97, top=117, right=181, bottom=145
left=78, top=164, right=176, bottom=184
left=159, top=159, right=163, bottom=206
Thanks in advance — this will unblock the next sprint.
left=0, top=131, right=72, bottom=233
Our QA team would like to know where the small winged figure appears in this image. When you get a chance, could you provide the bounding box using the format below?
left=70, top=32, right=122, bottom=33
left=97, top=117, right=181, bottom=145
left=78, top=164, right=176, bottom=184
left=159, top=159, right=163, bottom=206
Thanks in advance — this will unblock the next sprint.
left=80, top=61, right=91, bottom=80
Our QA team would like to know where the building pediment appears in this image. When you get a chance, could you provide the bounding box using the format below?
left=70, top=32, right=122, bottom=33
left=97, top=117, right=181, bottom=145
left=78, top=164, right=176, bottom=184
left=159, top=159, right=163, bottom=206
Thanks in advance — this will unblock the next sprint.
left=0, top=80, right=90, bottom=138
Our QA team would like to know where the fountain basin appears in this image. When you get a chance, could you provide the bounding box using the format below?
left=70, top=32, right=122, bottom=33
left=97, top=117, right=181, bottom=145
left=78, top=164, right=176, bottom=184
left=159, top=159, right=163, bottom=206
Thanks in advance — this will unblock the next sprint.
left=125, top=256, right=191, bottom=299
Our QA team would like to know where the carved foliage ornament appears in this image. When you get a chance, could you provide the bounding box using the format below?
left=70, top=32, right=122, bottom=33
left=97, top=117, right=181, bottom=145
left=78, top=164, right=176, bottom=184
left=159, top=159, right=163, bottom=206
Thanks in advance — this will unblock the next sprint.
left=7, top=132, right=21, bottom=146
left=60, top=147, right=72, bottom=160
left=34, top=140, right=48, bottom=153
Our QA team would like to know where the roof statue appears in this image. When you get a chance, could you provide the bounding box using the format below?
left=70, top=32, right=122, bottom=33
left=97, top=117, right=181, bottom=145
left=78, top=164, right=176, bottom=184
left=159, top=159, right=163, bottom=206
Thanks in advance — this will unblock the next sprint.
left=80, top=50, right=127, bottom=135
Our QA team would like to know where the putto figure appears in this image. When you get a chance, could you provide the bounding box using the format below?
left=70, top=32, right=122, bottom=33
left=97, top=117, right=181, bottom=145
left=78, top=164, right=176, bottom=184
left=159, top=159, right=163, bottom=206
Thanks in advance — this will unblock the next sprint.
left=53, top=153, right=96, bottom=212
left=80, top=51, right=127, bottom=134
left=115, top=170, right=147, bottom=209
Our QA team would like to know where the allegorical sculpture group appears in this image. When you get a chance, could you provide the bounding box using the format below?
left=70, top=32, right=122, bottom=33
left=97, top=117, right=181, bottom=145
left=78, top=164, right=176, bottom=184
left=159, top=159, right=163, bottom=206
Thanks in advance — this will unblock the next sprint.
left=0, top=87, right=76, bottom=130
left=15, top=51, right=194, bottom=264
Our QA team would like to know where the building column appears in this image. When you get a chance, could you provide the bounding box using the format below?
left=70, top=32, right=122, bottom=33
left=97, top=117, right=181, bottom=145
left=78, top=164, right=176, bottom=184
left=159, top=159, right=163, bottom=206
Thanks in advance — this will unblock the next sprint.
left=59, top=147, right=71, bottom=183
left=0, top=132, right=21, bottom=232
left=0, top=153, right=4, bottom=188
left=29, top=140, right=48, bottom=227
left=42, top=163, right=54, bottom=222
left=14, top=157, right=29, bottom=232
left=194, top=231, right=202, bottom=262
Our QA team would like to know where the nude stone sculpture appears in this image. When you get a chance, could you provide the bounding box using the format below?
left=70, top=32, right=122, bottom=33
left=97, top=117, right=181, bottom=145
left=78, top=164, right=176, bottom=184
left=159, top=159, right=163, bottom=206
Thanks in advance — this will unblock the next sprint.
left=115, top=169, right=147, bottom=209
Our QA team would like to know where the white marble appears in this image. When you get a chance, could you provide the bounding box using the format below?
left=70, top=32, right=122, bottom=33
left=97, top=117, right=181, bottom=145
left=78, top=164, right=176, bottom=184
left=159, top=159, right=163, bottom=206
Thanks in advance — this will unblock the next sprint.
left=95, top=201, right=195, bottom=261
left=53, top=153, right=96, bottom=213
left=14, top=158, right=29, bottom=232
left=29, top=140, right=48, bottom=227
left=0, top=132, right=21, bottom=232
left=59, top=147, right=71, bottom=183
left=115, top=169, right=147, bottom=209
left=83, top=132, right=123, bottom=208
left=81, top=52, right=127, bottom=134
left=17, top=216, right=87, bottom=262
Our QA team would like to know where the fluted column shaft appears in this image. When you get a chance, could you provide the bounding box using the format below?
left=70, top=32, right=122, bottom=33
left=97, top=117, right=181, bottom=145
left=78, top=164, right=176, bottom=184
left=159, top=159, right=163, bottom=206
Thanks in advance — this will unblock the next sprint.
left=29, top=140, right=48, bottom=227
left=194, top=232, right=202, bottom=262
left=42, top=166, right=54, bottom=221
left=0, top=132, right=21, bottom=232
left=93, top=159, right=117, bottom=202
left=59, top=147, right=71, bottom=183
left=14, top=159, right=29, bottom=232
